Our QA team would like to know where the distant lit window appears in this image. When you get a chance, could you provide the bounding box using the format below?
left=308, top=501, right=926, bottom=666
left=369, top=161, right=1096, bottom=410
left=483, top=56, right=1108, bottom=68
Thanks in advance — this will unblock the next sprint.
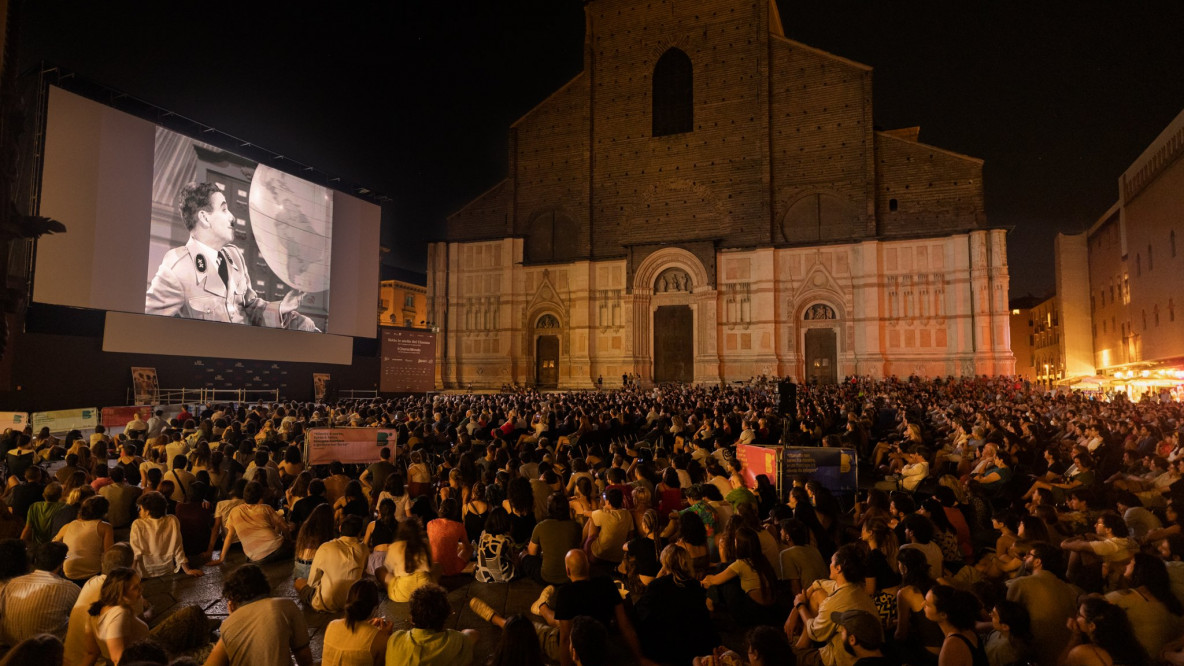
left=404, top=294, right=415, bottom=308
left=652, top=48, right=693, bottom=136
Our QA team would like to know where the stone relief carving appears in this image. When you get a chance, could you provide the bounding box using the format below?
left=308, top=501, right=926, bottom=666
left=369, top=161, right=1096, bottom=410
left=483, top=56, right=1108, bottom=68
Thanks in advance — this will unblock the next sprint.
left=655, top=268, right=692, bottom=294
left=536, top=314, right=560, bottom=329
left=804, top=304, right=836, bottom=321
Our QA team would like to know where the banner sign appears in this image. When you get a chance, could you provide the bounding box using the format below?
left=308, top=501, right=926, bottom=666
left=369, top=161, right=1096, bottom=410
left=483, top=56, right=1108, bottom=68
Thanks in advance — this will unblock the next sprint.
left=32, top=407, right=100, bottom=434
left=0, top=412, right=28, bottom=431
left=735, top=444, right=782, bottom=490
left=780, top=446, right=859, bottom=498
left=313, top=373, right=330, bottom=402
left=380, top=328, right=436, bottom=392
left=101, top=406, right=154, bottom=434
left=305, top=428, right=398, bottom=465
left=131, top=367, right=159, bottom=405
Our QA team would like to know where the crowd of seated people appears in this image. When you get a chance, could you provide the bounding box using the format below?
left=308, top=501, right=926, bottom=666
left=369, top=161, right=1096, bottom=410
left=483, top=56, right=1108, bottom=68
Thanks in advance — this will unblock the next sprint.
left=0, top=375, right=1183, bottom=665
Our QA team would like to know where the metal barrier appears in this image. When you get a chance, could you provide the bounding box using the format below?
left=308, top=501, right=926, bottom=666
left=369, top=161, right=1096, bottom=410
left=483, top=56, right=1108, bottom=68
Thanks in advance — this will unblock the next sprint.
left=130, top=387, right=281, bottom=405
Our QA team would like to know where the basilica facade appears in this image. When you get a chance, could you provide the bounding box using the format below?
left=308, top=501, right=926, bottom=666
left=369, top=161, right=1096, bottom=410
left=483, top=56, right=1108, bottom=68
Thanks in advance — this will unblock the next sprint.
left=427, top=0, right=1014, bottom=389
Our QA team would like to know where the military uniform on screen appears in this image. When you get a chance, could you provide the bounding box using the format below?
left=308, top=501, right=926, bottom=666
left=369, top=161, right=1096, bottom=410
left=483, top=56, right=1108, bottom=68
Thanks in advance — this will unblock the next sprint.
left=145, top=237, right=318, bottom=331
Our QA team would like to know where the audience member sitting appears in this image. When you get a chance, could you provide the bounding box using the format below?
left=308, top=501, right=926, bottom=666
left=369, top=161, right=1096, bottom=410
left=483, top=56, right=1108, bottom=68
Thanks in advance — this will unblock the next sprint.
left=129, top=491, right=203, bottom=578
left=53, top=494, right=114, bottom=582
left=378, top=518, right=435, bottom=602
left=635, top=543, right=719, bottom=665
left=388, top=583, right=476, bottom=665
left=0, top=541, right=78, bottom=646
left=295, top=514, right=368, bottom=613
left=320, top=579, right=392, bottom=665
left=209, top=480, right=291, bottom=565
left=204, top=563, right=313, bottom=666
left=426, top=497, right=472, bottom=577
left=521, top=492, right=581, bottom=585
left=22, top=481, right=66, bottom=545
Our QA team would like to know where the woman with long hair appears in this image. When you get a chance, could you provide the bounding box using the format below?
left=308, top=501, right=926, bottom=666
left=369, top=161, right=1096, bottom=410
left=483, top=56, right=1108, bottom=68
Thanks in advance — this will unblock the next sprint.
left=406, top=450, right=433, bottom=499
left=334, top=480, right=370, bottom=526
left=502, top=477, right=537, bottom=547
left=861, top=518, right=901, bottom=632
left=294, top=503, right=336, bottom=581
left=924, top=584, right=987, bottom=666
left=474, top=507, right=516, bottom=583
left=81, top=567, right=148, bottom=665
left=620, top=509, right=662, bottom=596
left=363, top=498, right=399, bottom=575
left=635, top=544, right=720, bottom=665
left=285, top=471, right=313, bottom=513
left=1062, top=596, right=1147, bottom=666
left=278, top=444, right=305, bottom=485
left=702, top=526, right=777, bottom=626
left=569, top=476, right=600, bottom=526
left=380, top=519, right=435, bottom=602
left=53, top=495, right=114, bottom=583
left=376, top=473, right=408, bottom=522
left=919, top=497, right=964, bottom=568
left=462, top=481, right=490, bottom=543
left=427, top=497, right=472, bottom=577
left=896, top=547, right=942, bottom=666
left=676, top=509, right=711, bottom=579
left=485, top=614, right=545, bottom=666
left=321, top=579, right=392, bottom=666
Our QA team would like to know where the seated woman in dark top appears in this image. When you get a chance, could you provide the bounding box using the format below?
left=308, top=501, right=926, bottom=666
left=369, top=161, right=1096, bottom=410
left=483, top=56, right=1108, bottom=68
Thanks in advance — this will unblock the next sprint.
left=619, top=509, right=662, bottom=597
left=635, top=543, right=719, bottom=666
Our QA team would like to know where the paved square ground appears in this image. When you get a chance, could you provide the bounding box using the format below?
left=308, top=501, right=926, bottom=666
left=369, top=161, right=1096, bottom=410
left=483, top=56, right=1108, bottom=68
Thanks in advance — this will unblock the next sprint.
left=143, top=550, right=746, bottom=663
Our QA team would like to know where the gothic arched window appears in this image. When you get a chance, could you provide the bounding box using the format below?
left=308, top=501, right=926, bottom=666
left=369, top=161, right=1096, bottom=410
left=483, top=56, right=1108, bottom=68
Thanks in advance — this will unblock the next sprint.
left=652, top=48, right=693, bottom=137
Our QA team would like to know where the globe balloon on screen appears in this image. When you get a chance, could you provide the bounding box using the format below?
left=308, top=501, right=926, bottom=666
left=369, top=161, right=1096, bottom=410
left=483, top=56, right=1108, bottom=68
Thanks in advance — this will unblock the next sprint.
left=247, top=164, right=333, bottom=293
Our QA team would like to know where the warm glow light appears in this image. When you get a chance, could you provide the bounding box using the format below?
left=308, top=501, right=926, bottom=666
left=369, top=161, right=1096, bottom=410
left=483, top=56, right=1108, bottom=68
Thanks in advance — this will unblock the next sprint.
left=1011, top=309, right=1020, bottom=315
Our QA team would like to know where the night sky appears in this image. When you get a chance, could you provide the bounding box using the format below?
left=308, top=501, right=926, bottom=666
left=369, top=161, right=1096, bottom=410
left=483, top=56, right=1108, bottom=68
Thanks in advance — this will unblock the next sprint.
left=17, top=0, right=1184, bottom=297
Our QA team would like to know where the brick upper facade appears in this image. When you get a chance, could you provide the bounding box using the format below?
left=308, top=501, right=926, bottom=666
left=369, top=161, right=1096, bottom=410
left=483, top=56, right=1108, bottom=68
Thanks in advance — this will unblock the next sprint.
left=446, top=0, right=985, bottom=280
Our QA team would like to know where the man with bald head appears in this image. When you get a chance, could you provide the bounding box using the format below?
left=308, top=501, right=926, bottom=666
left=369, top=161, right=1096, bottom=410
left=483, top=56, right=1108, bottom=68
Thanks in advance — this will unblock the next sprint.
left=469, top=549, right=653, bottom=666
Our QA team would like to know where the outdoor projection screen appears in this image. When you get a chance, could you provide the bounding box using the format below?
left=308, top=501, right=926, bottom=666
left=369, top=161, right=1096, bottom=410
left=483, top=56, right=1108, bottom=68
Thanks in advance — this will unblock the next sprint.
left=35, top=86, right=379, bottom=363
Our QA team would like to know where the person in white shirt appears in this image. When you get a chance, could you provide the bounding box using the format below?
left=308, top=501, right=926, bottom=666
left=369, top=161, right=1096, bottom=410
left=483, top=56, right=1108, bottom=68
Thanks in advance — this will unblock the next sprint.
left=208, top=481, right=291, bottom=565
left=294, top=515, right=369, bottom=613
left=875, top=447, right=930, bottom=492
left=129, top=491, right=204, bottom=579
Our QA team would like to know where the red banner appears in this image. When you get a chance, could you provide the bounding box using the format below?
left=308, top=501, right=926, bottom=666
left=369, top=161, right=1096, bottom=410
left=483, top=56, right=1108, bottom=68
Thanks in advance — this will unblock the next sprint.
left=101, top=406, right=153, bottom=429
left=735, top=444, right=781, bottom=489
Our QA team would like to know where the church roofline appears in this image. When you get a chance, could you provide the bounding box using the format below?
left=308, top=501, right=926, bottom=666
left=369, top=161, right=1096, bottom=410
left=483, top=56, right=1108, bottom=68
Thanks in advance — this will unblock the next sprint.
left=875, top=130, right=984, bottom=165
left=769, top=34, right=873, bottom=72
left=445, top=178, right=511, bottom=221
left=510, top=72, right=588, bottom=130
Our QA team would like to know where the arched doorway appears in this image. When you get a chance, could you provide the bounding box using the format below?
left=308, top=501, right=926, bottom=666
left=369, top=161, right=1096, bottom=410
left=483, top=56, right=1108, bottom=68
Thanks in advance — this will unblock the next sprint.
left=802, top=303, right=839, bottom=385
left=534, top=314, right=560, bottom=388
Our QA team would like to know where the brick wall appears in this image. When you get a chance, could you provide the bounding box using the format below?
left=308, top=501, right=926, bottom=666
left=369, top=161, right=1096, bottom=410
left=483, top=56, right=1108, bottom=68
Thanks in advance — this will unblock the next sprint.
left=874, top=132, right=984, bottom=236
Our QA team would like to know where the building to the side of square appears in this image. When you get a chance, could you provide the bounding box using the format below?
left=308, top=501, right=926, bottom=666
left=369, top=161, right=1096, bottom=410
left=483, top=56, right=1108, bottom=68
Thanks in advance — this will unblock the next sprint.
left=427, top=0, right=1014, bottom=388
left=1050, top=103, right=1184, bottom=395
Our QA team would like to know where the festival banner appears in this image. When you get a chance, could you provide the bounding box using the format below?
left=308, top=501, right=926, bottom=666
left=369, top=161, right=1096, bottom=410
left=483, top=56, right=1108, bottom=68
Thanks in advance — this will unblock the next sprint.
left=32, top=407, right=100, bottom=435
left=313, top=373, right=330, bottom=402
left=735, top=444, right=782, bottom=490
left=380, top=328, right=436, bottom=392
left=0, top=412, right=28, bottom=431
left=781, top=446, right=859, bottom=499
left=101, top=406, right=154, bottom=434
left=305, top=427, right=398, bottom=465
left=131, top=367, right=159, bottom=404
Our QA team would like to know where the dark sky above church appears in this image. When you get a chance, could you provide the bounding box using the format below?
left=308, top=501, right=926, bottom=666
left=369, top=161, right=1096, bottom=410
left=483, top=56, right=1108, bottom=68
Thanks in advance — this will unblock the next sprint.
left=18, top=0, right=1184, bottom=297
